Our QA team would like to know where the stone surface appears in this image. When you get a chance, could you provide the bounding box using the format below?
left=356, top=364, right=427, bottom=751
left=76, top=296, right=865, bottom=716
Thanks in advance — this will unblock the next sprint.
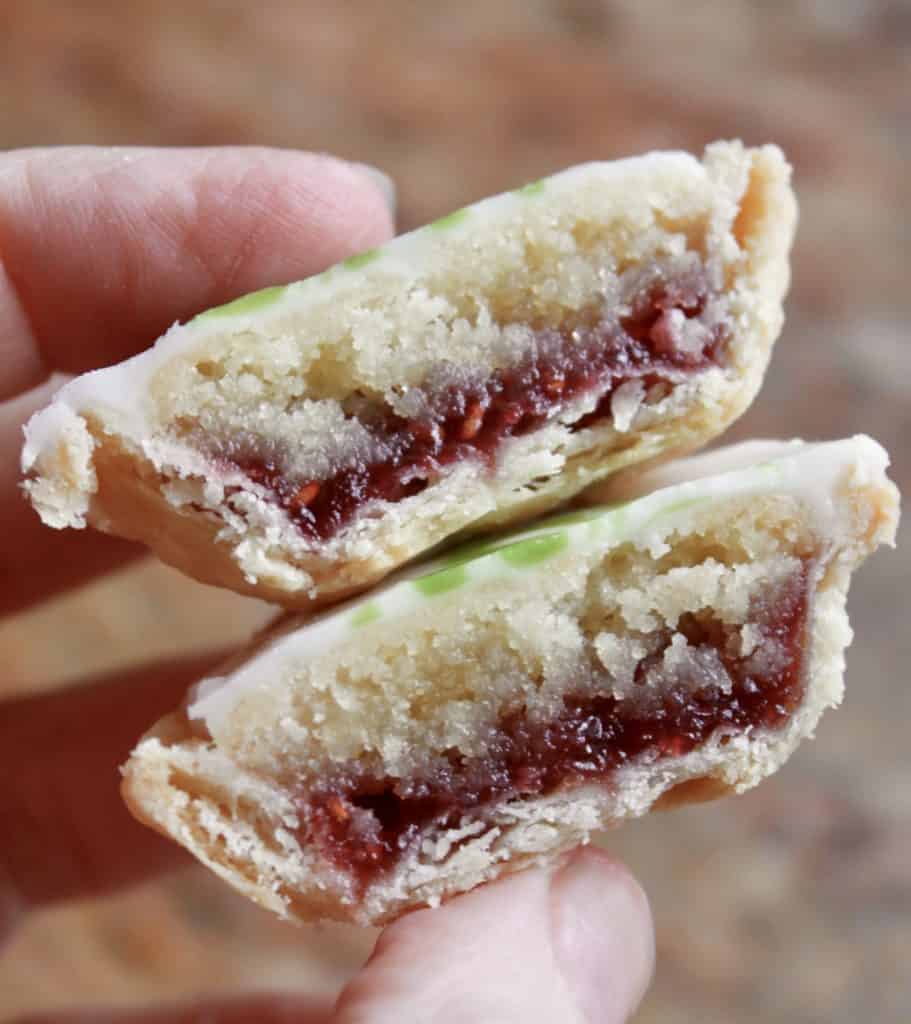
left=1, top=1, right=909, bottom=1020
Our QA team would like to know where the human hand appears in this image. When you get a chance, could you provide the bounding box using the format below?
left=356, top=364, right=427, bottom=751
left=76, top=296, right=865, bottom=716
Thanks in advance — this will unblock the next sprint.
left=0, top=147, right=654, bottom=1022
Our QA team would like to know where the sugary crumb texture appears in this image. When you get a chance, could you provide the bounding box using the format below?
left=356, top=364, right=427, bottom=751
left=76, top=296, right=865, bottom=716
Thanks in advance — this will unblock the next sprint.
left=25, top=142, right=795, bottom=606
left=123, top=480, right=895, bottom=925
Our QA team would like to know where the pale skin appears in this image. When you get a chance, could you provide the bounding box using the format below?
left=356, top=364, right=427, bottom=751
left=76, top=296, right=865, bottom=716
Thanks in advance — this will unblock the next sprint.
left=0, top=148, right=654, bottom=1023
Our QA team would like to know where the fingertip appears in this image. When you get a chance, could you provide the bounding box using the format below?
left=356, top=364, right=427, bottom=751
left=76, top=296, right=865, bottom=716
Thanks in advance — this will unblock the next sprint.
left=550, top=847, right=655, bottom=1022
left=276, top=150, right=397, bottom=256
left=335, top=850, right=653, bottom=1024
left=348, top=161, right=398, bottom=229
left=173, top=147, right=397, bottom=302
left=0, top=145, right=399, bottom=383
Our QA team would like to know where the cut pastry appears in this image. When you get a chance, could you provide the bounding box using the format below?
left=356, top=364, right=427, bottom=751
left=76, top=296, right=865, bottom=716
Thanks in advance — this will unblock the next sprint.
left=122, top=436, right=898, bottom=925
left=23, top=141, right=795, bottom=607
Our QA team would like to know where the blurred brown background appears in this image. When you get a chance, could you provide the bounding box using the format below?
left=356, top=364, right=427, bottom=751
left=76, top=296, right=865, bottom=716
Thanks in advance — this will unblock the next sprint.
left=1, top=1, right=909, bottom=1020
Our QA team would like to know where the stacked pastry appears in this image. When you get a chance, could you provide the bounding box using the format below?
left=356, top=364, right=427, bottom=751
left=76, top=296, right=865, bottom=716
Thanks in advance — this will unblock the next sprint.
left=22, top=141, right=899, bottom=925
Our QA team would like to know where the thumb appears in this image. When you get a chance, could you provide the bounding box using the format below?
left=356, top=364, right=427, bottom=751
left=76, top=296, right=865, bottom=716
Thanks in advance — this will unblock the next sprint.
left=334, top=848, right=654, bottom=1024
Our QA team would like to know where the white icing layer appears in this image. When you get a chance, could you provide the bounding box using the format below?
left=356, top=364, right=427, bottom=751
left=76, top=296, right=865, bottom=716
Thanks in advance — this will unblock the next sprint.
left=187, top=435, right=891, bottom=732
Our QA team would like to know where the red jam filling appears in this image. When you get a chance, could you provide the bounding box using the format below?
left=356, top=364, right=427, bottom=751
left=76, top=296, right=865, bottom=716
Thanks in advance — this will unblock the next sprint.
left=300, top=564, right=810, bottom=889
left=228, top=266, right=727, bottom=542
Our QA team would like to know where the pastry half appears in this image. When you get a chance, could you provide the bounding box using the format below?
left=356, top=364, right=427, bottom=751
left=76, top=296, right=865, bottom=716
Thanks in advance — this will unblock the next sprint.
left=23, top=141, right=795, bottom=607
left=122, top=436, right=898, bottom=925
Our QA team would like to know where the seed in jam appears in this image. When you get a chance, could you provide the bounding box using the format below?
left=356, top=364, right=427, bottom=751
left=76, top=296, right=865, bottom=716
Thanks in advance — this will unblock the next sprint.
left=300, top=563, right=811, bottom=891
left=227, top=268, right=727, bottom=543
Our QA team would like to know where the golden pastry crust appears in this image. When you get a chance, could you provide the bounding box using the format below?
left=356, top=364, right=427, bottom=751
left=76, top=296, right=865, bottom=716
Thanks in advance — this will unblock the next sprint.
left=24, top=141, right=795, bottom=608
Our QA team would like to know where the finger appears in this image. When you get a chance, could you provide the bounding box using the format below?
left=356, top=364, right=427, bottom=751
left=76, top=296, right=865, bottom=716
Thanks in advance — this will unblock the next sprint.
left=12, top=993, right=332, bottom=1024
left=0, top=651, right=230, bottom=943
left=0, top=376, right=144, bottom=615
left=0, top=146, right=395, bottom=397
left=0, top=147, right=395, bottom=612
left=335, top=848, right=655, bottom=1024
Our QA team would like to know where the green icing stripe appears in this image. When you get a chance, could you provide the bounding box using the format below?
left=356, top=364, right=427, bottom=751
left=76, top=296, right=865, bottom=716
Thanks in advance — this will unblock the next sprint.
left=350, top=602, right=381, bottom=628
left=435, top=503, right=623, bottom=573
left=197, top=284, right=287, bottom=320
left=349, top=488, right=728, bottom=628
left=430, top=207, right=470, bottom=231
left=413, top=564, right=468, bottom=596
left=647, top=495, right=710, bottom=525
left=514, top=179, right=546, bottom=196
left=343, top=248, right=380, bottom=270
left=499, top=530, right=569, bottom=568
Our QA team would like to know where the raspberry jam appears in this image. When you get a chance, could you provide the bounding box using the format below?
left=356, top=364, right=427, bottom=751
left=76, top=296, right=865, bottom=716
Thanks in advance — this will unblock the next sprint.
left=230, top=267, right=727, bottom=542
left=301, top=563, right=811, bottom=888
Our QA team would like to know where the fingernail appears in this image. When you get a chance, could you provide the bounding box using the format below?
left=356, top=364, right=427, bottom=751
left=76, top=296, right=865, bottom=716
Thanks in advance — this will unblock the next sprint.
left=352, top=161, right=397, bottom=222
left=550, top=848, right=655, bottom=1023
